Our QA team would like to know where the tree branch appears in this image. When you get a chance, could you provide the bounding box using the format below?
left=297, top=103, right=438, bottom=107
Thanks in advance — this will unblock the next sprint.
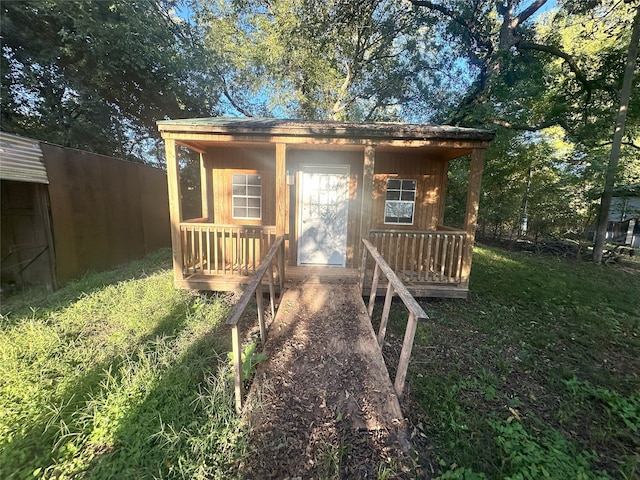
left=485, top=117, right=569, bottom=131
left=516, top=40, right=591, bottom=90
left=410, top=0, right=471, bottom=32
left=596, top=140, right=640, bottom=151
left=514, top=0, right=550, bottom=27
left=217, top=72, right=255, bottom=118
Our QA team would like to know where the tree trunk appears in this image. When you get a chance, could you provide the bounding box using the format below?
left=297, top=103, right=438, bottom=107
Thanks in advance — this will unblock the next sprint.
left=593, top=5, right=640, bottom=263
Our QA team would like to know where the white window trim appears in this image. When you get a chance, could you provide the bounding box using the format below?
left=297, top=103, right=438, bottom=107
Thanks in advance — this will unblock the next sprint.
left=383, top=178, right=416, bottom=225
left=231, top=173, right=262, bottom=220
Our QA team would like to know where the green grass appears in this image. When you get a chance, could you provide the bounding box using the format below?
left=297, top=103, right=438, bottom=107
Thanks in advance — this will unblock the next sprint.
left=381, top=246, right=640, bottom=480
left=0, top=249, right=244, bottom=479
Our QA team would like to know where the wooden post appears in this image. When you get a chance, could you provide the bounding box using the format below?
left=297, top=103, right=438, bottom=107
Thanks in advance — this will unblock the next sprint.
left=368, top=263, right=380, bottom=316
left=276, top=143, right=287, bottom=244
left=165, top=138, right=184, bottom=281
left=256, top=283, right=266, bottom=344
left=278, top=241, right=285, bottom=292
left=377, top=282, right=394, bottom=347
left=359, top=247, right=368, bottom=293
left=359, top=145, right=375, bottom=267
left=460, top=148, right=485, bottom=289
left=394, top=312, right=418, bottom=398
left=34, top=185, right=58, bottom=291
left=267, top=263, right=276, bottom=317
left=231, top=324, right=244, bottom=413
left=200, top=152, right=213, bottom=221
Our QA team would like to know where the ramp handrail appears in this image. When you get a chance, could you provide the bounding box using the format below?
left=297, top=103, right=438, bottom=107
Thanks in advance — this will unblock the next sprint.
left=360, top=238, right=428, bottom=398
left=225, top=236, right=285, bottom=412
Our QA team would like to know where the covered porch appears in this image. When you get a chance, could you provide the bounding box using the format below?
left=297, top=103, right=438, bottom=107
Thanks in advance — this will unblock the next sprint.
left=158, top=118, right=493, bottom=298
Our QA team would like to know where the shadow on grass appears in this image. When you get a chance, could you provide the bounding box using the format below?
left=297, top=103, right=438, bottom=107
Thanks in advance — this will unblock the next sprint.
left=0, top=294, right=202, bottom=478
left=82, top=322, right=238, bottom=479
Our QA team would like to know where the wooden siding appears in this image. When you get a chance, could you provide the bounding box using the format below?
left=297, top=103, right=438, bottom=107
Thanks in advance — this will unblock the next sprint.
left=371, top=151, right=449, bottom=231
left=204, top=145, right=276, bottom=226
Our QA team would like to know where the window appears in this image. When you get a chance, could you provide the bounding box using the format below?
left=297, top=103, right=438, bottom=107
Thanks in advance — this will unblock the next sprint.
left=384, top=179, right=416, bottom=224
left=232, top=173, right=262, bottom=219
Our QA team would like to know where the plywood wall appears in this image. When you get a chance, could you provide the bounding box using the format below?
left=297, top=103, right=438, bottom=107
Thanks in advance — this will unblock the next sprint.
left=43, top=143, right=171, bottom=283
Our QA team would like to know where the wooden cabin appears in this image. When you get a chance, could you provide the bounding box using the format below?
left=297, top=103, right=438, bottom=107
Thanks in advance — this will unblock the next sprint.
left=157, top=118, right=494, bottom=298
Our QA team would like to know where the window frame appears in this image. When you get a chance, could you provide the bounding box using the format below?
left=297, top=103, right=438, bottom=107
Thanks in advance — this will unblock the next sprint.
left=383, top=178, right=417, bottom=225
left=231, top=173, right=263, bottom=220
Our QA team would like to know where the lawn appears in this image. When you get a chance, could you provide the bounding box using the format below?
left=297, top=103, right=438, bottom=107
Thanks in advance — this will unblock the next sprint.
left=380, top=246, right=640, bottom=479
left=0, top=249, right=244, bottom=479
left=1, top=246, right=638, bottom=479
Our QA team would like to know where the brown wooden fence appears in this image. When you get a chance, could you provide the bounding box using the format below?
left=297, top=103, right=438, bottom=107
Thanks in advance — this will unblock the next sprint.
left=42, top=143, right=171, bottom=283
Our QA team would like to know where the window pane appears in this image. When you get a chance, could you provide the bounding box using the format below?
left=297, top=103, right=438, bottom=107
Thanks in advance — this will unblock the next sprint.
left=386, top=190, right=400, bottom=200
left=387, top=201, right=413, bottom=219
left=234, top=197, right=247, bottom=207
left=248, top=197, right=260, bottom=208
left=387, top=179, right=401, bottom=190
left=402, top=179, right=416, bottom=191
left=233, top=207, right=245, bottom=218
left=401, top=190, right=415, bottom=201
left=247, top=207, right=261, bottom=219
left=247, top=174, right=261, bottom=185
left=232, top=174, right=244, bottom=185
left=247, top=186, right=261, bottom=197
left=233, top=185, right=246, bottom=195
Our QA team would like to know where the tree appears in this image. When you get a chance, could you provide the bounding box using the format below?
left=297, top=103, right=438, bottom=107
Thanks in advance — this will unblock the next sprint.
left=414, top=0, right=639, bottom=249
left=1, top=0, right=216, bottom=163
left=194, top=0, right=447, bottom=121
left=593, top=3, right=640, bottom=263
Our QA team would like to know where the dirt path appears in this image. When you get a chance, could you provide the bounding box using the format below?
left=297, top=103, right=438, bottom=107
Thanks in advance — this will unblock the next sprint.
left=240, top=282, right=418, bottom=478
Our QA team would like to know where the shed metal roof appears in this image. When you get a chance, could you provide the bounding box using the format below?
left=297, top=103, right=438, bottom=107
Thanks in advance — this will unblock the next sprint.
left=0, top=131, right=49, bottom=184
left=157, top=117, right=495, bottom=142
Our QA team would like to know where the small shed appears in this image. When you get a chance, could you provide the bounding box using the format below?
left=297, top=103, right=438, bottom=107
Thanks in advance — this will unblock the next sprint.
left=158, top=118, right=494, bottom=298
left=0, top=133, right=56, bottom=290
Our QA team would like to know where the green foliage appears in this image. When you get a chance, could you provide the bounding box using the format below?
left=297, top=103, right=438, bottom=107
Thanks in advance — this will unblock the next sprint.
left=491, top=419, right=609, bottom=480
left=227, top=341, right=267, bottom=381
left=0, top=251, right=244, bottom=479
left=195, top=0, right=441, bottom=121
left=564, top=377, right=640, bottom=433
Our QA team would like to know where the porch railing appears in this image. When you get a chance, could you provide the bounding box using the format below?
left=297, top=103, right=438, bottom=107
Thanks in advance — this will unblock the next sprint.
left=179, top=222, right=277, bottom=276
left=225, top=236, right=285, bottom=412
left=368, top=228, right=465, bottom=284
left=360, top=239, right=428, bottom=398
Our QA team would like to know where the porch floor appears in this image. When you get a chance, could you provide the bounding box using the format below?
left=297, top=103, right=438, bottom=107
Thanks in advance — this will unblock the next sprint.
left=240, top=281, right=412, bottom=477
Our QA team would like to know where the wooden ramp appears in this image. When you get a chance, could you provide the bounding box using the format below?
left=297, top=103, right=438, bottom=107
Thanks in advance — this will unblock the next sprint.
left=241, top=279, right=411, bottom=478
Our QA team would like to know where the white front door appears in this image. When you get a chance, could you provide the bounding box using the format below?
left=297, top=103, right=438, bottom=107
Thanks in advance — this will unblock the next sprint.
left=297, top=165, right=350, bottom=266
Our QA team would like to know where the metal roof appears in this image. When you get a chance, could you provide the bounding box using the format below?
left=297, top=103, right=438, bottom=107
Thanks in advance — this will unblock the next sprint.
left=0, top=131, right=49, bottom=184
left=157, top=117, right=496, bottom=142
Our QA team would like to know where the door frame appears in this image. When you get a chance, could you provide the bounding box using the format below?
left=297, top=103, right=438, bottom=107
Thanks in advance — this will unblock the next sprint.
left=296, top=164, right=350, bottom=267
